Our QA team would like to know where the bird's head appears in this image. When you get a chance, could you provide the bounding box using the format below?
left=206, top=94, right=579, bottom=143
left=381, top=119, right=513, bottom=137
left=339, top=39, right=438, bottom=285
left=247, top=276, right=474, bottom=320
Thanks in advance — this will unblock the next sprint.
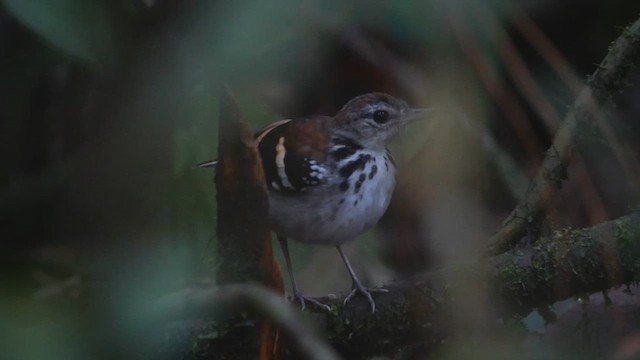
left=334, top=92, right=429, bottom=149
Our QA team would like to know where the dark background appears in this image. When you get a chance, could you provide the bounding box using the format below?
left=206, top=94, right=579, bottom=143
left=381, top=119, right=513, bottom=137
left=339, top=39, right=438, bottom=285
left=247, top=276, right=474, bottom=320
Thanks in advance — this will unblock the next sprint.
left=1, top=0, right=640, bottom=359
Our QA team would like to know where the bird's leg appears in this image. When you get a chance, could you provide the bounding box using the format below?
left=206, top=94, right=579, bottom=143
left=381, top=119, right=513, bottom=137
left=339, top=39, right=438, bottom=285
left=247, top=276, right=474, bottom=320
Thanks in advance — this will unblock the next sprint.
left=336, top=245, right=388, bottom=313
left=277, top=236, right=331, bottom=311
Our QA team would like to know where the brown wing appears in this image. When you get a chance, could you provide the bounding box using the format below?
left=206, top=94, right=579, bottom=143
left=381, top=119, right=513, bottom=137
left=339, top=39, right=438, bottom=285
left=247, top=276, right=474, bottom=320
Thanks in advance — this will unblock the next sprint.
left=256, top=116, right=332, bottom=192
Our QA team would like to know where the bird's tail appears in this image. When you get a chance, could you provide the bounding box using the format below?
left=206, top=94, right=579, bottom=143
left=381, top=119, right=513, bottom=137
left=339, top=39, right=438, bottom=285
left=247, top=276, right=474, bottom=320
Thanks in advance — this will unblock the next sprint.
left=193, top=160, right=218, bottom=169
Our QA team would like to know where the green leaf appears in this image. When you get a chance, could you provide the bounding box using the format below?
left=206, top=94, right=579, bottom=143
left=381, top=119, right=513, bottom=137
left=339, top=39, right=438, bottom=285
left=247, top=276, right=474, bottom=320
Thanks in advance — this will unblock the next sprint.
left=2, top=0, right=116, bottom=69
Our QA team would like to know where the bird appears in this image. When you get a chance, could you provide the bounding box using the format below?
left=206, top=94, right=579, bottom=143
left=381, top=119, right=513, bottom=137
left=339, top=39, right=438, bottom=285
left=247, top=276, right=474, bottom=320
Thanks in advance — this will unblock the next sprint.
left=198, top=92, right=430, bottom=312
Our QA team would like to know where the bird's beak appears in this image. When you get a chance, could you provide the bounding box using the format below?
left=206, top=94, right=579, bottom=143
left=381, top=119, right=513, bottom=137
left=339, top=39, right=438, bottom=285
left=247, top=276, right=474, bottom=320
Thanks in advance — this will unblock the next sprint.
left=405, top=108, right=436, bottom=122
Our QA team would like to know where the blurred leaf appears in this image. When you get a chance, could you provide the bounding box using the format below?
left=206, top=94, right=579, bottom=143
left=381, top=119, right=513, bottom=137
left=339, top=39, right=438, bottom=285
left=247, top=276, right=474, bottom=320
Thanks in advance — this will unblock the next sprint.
left=2, top=0, right=116, bottom=68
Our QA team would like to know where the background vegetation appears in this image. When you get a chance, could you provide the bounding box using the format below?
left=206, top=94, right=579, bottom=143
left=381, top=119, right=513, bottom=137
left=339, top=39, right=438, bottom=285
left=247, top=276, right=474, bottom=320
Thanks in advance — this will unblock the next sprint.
left=1, top=0, right=640, bottom=359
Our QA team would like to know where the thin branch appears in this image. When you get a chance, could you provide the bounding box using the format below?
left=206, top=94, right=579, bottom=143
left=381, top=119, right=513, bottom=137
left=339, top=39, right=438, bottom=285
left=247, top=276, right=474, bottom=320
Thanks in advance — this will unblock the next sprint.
left=446, top=7, right=542, bottom=199
left=509, top=6, right=640, bottom=190
left=487, top=17, right=640, bottom=255
left=474, top=3, right=609, bottom=225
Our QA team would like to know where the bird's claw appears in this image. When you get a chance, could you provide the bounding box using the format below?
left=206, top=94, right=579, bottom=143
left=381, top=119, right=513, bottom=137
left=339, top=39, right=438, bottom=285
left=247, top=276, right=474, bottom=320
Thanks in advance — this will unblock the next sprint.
left=291, top=293, right=331, bottom=312
left=344, top=283, right=388, bottom=313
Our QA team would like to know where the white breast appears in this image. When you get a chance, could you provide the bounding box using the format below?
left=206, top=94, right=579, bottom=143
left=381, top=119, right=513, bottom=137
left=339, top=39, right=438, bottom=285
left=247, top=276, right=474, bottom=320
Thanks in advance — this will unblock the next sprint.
left=268, top=151, right=396, bottom=245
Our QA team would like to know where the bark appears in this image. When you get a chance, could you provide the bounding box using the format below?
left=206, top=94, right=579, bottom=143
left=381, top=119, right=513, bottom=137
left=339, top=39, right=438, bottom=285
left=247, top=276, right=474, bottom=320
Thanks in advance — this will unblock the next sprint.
left=213, top=86, right=284, bottom=359
left=160, top=212, right=640, bottom=358
left=215, top=86, right=283, bottom=290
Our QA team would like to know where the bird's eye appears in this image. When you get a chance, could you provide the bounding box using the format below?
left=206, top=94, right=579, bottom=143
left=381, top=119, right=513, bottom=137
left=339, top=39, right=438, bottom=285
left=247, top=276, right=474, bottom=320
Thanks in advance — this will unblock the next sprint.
left=372, top=110, right=390, bottom=124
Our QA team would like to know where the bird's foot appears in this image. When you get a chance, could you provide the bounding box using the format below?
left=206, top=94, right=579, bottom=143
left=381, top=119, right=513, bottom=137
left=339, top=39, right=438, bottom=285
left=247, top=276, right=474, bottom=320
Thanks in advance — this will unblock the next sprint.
left=290, top=292, right=331, bottom=312
left=344, top=282, right=388, bottom=313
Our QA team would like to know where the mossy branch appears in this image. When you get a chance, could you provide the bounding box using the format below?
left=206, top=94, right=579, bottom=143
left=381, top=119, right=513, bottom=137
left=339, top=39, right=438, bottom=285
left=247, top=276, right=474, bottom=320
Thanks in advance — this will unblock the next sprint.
left=487, top=16, right=640, bottom=255
left=306, top=212, right=640, bottom=357
left=164, top=212, right=640, bottom=358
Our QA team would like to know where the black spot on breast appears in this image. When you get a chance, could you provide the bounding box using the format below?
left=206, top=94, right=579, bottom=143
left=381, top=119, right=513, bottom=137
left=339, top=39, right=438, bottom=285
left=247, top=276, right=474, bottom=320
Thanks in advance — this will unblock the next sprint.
left=340, top=154, right=371, bottom=178
left=340, top=180, right=349, bottom=192
left=354, top=173, right=366, bottom=193
left=331, top=146, right=357, bottom=161
left=368, top=164, right=378, bottom=179
left=385, top=150, right=397, bottom=169
left=353, top=200, right=358, bottom=207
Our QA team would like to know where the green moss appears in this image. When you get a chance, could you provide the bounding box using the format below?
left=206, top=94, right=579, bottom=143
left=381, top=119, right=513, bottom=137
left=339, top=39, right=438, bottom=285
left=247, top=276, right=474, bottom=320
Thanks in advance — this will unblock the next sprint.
left=614, top=216, right=640, bottom=279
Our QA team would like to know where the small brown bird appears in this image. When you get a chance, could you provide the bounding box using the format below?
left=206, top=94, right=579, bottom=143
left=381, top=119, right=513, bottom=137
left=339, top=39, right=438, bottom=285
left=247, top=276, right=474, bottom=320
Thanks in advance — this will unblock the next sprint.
left=199, top=93, right=430, bottom=312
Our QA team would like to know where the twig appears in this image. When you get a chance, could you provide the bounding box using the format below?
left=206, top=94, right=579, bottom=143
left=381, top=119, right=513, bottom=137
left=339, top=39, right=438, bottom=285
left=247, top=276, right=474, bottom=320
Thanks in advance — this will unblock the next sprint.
left=487, top=16, right=640, bottom=255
